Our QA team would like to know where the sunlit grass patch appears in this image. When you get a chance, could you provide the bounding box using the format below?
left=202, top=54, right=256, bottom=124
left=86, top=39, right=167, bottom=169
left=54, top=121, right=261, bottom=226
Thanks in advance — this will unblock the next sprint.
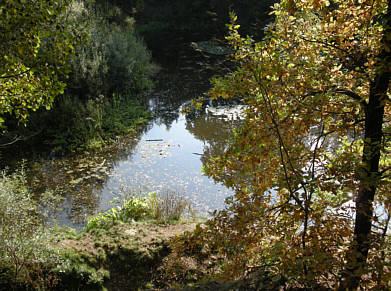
left=84, top=190, right=195, bottom=232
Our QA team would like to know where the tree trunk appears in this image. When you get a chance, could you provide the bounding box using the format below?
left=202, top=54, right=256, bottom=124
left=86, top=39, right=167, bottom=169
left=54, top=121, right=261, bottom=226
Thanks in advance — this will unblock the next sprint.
left=339, top=2, right=391, bottom=289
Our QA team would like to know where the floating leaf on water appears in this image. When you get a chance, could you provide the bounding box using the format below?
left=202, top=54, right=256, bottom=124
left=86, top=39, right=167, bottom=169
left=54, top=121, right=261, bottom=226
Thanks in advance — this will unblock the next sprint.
left=191, top=40, right=234, bottom=55
left=70, top=178, right=83, bottom=185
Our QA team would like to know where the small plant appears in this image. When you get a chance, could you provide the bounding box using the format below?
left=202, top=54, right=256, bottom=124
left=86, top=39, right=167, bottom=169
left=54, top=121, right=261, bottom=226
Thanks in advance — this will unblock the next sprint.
left=84, top=193, right=159, bottom=231
left=84, top=191, right=193, bottom=231
left=121, top=193, right=157, bottom=221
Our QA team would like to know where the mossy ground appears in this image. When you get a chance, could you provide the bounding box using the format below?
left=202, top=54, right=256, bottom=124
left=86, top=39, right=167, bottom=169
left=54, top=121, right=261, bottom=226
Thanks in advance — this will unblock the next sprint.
left=52, top=222, right=198, bottom=290
left=51, top=221, right=287, bottom=291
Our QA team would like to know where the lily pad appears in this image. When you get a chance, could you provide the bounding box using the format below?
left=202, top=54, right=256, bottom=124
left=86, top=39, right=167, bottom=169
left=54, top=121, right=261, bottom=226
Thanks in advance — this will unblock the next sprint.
left=191, top=40, right=233, bottom=55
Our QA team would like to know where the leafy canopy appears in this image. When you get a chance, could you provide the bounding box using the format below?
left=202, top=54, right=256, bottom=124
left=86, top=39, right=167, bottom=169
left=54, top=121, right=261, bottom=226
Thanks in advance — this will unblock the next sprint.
left=0, top=0, right=76, bottom=127
left=178, top=0, right=391, bottom=289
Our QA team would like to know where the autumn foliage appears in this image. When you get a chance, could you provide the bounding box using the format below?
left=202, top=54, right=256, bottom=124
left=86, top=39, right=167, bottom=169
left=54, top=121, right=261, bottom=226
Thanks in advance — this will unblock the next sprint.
left=176, top=0, right=391, bottom=289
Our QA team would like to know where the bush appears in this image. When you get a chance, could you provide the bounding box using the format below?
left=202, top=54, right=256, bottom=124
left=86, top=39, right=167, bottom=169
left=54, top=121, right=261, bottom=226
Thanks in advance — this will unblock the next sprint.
left=42, top=93, right=150, bottom=153
left=43, top=95, right=104, bottom=152
left=0, top=168, right=61, bottom=289
left=66, top=0, right=110, bottom=99
left=39, top=0, right=153, bottom=153
left=105, top=25, right=153, bottom=94
left=3, top=0, right=153, bottom=154
left=66, top=0, right=152, bottom=99
left=85, top=193, right=159, bottom=231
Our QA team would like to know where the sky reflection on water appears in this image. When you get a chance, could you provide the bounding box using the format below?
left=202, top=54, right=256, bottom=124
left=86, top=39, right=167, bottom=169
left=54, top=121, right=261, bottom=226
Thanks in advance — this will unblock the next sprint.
left=94, top=113, right=234, bottom=216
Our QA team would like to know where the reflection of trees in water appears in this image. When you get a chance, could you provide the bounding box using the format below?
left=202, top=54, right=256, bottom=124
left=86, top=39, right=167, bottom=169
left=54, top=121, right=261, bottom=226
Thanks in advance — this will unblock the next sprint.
left=26, top=39, right=231, bottom=227
left=186, top=113, right=240, bottom=168
left=146, top=37, right=231, bottom=130
left=29, top=125, right=146, bottom=227
left=147, top=68, right=209, bottom=130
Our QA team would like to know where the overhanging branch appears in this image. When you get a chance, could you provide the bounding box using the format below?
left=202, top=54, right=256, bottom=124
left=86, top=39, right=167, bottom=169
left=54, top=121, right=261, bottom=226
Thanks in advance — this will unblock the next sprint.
left=334, top=88, right=368, bottom=107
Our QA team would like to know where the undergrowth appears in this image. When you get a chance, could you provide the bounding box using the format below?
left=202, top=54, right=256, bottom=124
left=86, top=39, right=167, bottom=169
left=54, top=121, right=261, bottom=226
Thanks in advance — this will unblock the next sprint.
left=0, top=167, right=197, bottom=290
left=85, top=190, right=193, bottom=232
left=44, top=94, right=151, bottom=154
left=0, top=167, right=63, bottom=290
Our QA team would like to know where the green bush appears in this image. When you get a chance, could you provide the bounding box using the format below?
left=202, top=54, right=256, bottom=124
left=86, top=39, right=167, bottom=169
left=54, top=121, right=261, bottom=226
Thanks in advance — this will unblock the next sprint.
left=85, top=193, right=160, bottom=231
left=42, top=94, right=150, bottom=153
left=66, top=1, right=110, bottom=99
left=52, top=248, right=108, bottom=290
left=105, top=25, right=153, bottom=94
left=43, top=95, right=104, bottom=152
left=3, top=0, right=153, bottom=154
left=0, top=168, right=61, bottom=289
left=66, top=0, right=152, bottom=98
left=40, top=0, right=153, bottom=153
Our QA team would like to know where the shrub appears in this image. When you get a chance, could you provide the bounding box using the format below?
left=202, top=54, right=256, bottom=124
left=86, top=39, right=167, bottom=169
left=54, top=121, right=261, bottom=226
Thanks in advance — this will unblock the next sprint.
left=3, top=0, right=153, bottom=154
left=105, top=25, right=153, bottom=95
left=85, top=193, right=159, bottom=231
left=66, top=1, right=152, bottom=99
left=42, top=93, right=150, bottom=153
left=0, top=167, right=61, bottom=289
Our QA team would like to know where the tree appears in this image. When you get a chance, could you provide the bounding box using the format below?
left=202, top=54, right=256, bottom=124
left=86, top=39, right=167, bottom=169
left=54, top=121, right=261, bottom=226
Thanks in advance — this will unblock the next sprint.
left=182, top=0, right=391, bottom=289
left=0, top=0, right=76, bottom=128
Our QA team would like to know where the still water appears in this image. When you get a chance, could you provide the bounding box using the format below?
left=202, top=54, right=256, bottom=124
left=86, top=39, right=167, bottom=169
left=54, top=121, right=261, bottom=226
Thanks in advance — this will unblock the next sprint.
left=37, top=106, right=242, bottom=229
left=95, top=112, right=236, bottom=217
left=20, top=40, right=241, bottom=228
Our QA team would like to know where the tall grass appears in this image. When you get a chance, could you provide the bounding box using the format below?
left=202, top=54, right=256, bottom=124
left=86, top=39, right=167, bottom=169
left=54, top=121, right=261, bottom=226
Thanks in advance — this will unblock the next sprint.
left=150, top=190, right=193, bottom=222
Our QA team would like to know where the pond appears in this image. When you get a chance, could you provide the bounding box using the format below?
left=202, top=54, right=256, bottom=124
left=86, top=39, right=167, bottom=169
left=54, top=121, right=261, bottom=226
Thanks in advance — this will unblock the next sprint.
left=23, top=40, right=243, bottom=229
left=30, top=105, right=241, bottom=229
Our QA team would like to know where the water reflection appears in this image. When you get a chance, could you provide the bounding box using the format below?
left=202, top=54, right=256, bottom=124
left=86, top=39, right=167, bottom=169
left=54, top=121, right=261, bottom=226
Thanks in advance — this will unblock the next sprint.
left=26, top=42, right=237, bottom=228
left=186, top=110, right=243, bottom=166
left=29, top=131, right=145, bottom=228
left=93, top=111, right=241, bottom=222
left=28, top=107, right=240, bottom=229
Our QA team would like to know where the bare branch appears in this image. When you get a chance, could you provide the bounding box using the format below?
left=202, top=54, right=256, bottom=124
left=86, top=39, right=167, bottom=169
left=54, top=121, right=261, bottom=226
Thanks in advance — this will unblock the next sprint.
left=0, top=134, right=22, bottom=147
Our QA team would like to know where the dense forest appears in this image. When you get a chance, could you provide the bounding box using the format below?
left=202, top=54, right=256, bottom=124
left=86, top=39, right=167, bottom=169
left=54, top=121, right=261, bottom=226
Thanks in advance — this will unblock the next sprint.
left=1, top=0, right=391, bottom=290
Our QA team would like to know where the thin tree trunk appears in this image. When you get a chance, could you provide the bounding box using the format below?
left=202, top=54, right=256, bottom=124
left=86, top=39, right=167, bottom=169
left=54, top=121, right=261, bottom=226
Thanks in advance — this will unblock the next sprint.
left=339, top=2, right=391, bottom=289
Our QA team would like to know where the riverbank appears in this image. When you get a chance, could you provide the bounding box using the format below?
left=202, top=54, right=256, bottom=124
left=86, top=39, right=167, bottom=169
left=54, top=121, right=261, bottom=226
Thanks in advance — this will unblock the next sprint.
left=51, top=221, right=198, bottom=290
left=49, top=220, right=287, bottom=290
left=0, top=171, right=271, bottom=290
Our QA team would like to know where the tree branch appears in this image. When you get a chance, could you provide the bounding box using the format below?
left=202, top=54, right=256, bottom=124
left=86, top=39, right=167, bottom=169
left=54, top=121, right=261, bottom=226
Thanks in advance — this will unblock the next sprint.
left=334, top=88, right=368, bottom=107
left=0, top=68, right=32, bottom=79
